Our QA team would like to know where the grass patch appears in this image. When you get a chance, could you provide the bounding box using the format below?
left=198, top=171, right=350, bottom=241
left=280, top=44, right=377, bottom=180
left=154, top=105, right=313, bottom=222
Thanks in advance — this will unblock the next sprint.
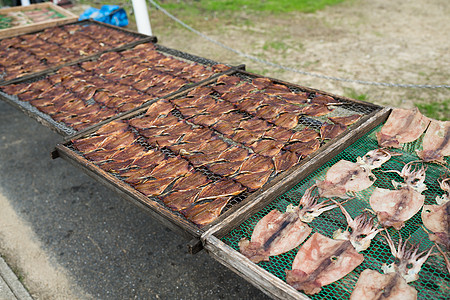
left=344, top=88, right=368, bottom=102
left=416, top=99, right=450, bottom=121
left=157, top=0, right=347, bottom=14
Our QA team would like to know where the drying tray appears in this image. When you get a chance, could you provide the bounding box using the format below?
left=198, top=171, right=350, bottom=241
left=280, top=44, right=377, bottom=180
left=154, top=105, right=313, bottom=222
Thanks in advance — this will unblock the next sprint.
left=201, top=113, right=450, bottom=299
left=0, top=2, right=78, bottom=39
left=0, top=41, right=235, bottom=137
left=0, top=19, right=155, bottom=85
left=52, top=69, right=386, bottom=244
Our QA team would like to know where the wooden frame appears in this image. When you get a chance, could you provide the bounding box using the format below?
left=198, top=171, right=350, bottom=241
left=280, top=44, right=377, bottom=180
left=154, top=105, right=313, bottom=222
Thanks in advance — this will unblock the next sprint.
left=201, top=107, right=391, bottom=299
left=52, top=67, right=386, bottom=247
left=0, top=19, right=156, bottom=86
left=0, top=41, right=234, bottom=136
left=0, top=2, right=78, bottom=39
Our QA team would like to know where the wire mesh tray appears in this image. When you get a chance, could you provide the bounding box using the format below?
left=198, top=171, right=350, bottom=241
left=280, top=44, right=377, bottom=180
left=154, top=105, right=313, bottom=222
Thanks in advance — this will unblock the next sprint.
left=0, top=41, right=234, bottom=136
left=52, top=70, right=386, bottom=241
left=0, top=19, right=155, bottom=85
left=202, top=118, right=450, bottom=300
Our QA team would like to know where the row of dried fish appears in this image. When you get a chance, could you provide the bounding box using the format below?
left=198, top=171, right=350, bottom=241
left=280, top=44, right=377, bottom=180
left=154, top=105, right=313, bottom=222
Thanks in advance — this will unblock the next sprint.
left=377, top=107, right=450, bottom=163
left=1, top=44, right=227, bottom=131
left=71, top=120, right=245, bottom=227
left=0, top=23, right=139, bottom=81
left=239, top=147, right=448, bottom=298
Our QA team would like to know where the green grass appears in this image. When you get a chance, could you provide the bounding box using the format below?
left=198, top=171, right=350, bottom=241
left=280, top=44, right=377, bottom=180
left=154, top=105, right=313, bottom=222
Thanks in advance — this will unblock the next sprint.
left=157, top=0, right=347, bottom=14
left=416, top=99, right=450, bottom=121
left=344, top=88, right=369, bottom=102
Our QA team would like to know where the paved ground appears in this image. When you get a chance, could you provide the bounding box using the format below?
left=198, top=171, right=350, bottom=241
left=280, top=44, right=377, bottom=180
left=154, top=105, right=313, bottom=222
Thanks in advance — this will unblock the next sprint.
left=0, top=256, right=33, bottom=300
left=0, top=101, right=269, bottom=299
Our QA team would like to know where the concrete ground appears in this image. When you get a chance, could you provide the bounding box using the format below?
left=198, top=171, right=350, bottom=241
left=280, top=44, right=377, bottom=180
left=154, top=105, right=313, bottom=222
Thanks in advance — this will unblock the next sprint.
left=0, top=101, right=269, bottom=299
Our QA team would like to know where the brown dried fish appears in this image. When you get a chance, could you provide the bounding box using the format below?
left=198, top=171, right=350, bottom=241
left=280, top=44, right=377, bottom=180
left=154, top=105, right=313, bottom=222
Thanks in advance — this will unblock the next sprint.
left=135, top=177, right=176, bottom=196
left=284, top=139, right=320, bottom=158
left=181, top=197, right=231, bottom=227
left=196, top=179, right=246, bottom=200
left=328, top=114, right=361, bottom=126
left=234, top=170, right=273, bottom=190
left=320, top=123, right=347, bottom=140
left=273, top=151, right=299, bottom=173
left=300, top=104, right=334, bottom=117
left=162, top=188, right=201, bottom=211
left=240, top=154, right=274, bottom=174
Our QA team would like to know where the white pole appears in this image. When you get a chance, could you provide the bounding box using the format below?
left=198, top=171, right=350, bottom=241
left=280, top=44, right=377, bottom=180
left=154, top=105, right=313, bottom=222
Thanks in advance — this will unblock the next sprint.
left=21, top=0, right=31, bottom=6
left=131, top=0, right=152, bottom=36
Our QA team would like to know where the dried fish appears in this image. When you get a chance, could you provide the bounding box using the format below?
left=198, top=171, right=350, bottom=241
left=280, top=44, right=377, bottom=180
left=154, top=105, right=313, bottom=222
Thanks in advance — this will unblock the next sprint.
left=135, top=177, right=176, bottom=196
left=300, top=104, right=334, bottom=117
left=196, top=179, right=245, bottom=200
left=284, top=139, right=320, bottom=158
left=377, top=108, right=430, bottom=148
left=273, top=151, right=299, bottom=174
left=320, top=123, right=347, bottom=140
left=235, top=170, right=273, bottom=190
left=329, top=114, right=361, bottom=126
left=181, top=196, right=231, bottom=227
left=162, top=188, right=201, bottom=211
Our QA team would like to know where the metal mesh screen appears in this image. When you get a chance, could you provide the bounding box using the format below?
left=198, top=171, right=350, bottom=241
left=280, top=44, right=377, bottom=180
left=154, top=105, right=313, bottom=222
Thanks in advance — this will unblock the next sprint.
left=221, top=123, right=450, bottom=299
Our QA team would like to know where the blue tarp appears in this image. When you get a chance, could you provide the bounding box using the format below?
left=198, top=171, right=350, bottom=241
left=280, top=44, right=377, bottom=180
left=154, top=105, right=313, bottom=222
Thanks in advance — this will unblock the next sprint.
left=79, top=5, right=128, bottom=27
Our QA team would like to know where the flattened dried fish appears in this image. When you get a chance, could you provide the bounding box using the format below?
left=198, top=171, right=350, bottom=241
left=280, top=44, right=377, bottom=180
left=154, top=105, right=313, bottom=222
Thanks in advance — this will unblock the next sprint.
left=150, top=156, right=191, bottom=179
left=300, top=104, right=334, bottom=117
left=290, top=128, right=319, bottom=143
left=320, top=123, right=347, bottom=140
left=171, top=171, right=211, bottom=191
left=329, top=114, right=361, bottom=126
left=416, top=120, right=450, bottom=163
left=235, top=170, right=273, bottom=190
left=196, top=179, right=246, bottom=200
left=250, top=139, right=283, bottom=157
left=377, top=108, right=430, bottom=148
left=135, top=177, right=176, bottom=196
left=239, top=154, right=274, bottom=173
left=181, top=197, right=231, bottom=227
left=284, top=139, right=320, bottom=158
left=274, top=113, right=298, bottom=129
left=273, top=151, right=299, bottom=173
left=162, top=188, right=201, bottom=211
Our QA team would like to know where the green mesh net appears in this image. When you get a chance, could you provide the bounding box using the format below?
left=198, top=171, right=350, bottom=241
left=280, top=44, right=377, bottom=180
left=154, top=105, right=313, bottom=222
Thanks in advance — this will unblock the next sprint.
left=222, top=123, right=450, bottom=299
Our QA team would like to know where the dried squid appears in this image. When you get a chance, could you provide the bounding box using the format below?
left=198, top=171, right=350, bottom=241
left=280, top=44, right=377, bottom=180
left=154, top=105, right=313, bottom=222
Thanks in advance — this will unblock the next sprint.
left=239, top=186, right=336, bottom=263
left=316, top=149, right=392, bottom=198
left=417, top=120, right=450, bottom=163
left=376, top=108, right=430, bottom=148
left=285, top=232, right=364, bottom=295
left=351, top=231, right=433, bottom=300
left=370, top=162, right=427, bottom=230
left=285, top=201, right=381, bottom=294
left=421, top=177, right=450, bottom=251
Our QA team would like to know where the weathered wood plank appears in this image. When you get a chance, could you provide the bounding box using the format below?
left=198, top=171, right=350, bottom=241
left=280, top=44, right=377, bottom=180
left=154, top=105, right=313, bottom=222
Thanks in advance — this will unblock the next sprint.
left=0, top=3, right=78, bottom=39
left=204, top=235, right=309, bottom=300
